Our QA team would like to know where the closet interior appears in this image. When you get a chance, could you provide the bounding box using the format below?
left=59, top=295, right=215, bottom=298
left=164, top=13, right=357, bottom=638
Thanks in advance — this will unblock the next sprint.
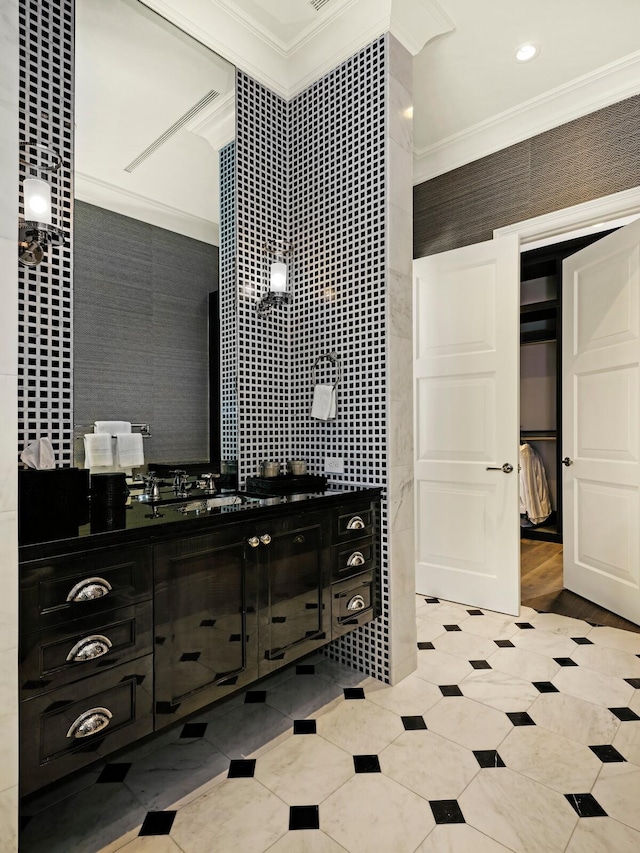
left=519, top=230, right=616, bottom=545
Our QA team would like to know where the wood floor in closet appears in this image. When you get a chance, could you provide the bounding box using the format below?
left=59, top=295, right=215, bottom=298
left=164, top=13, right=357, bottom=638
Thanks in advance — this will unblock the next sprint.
left=521, top=538, right=640, bottom=634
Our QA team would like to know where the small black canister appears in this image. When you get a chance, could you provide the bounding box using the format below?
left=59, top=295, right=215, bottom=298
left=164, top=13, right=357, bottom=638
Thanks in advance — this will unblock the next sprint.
left=90, top=472, right=128, bottom=532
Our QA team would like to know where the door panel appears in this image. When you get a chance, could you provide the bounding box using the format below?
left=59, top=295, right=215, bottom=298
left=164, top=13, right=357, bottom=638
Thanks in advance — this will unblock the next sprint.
left=414, top=235, right=520, bottom=615
left=563, top=218, right=640, bottom=625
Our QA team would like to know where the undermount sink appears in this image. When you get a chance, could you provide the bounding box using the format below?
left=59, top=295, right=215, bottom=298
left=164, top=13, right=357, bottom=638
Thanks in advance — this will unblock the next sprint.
left=169, top=495, right=255, bottom=514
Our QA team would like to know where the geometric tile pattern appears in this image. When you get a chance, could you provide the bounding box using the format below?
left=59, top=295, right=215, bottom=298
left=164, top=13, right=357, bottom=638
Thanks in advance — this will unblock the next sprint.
left=18, top=0, right=74, bottom=465
left=233, top=38, right=390, bottom=683
left=20, top=596, right=640, bottom=851
left=219, top=140, right=237, bottom=464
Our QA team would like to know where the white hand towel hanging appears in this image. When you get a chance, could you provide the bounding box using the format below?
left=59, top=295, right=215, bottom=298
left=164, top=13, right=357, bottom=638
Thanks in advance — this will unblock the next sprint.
left=83, top=433, right=115, bottom=469
left=114, top=433, right=144, bottom=469
left=94, top=420, right=132, bottom=434
left=311, top=384, right=336, bottom=420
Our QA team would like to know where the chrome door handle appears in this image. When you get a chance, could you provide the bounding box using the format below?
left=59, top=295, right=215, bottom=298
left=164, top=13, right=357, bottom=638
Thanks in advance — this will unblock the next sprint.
left=562, top=457, right=573, bottom=466
left=486, top=463, right=513, bottom=473
left=259, top=533, right=272, bottom=545
left=247, top=536, right=260, bottom=548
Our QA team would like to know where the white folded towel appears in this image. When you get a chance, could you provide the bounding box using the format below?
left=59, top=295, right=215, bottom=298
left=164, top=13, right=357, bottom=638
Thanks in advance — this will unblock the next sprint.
left=83, top=433, right=114, bottom=469
left=311, top=384, right=337, bottom=420
left=115, top=433, right=144, bottom=469
left=20, top=437, right=56, bottom=469
left=94, top=421, right=132, bottom=435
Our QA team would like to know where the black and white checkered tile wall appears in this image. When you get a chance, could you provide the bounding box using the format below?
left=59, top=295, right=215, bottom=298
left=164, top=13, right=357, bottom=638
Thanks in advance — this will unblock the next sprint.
left=18, top=0, right=74, bottom=466
left=219, top=140, right=237, bottom=463
left=233, top=37, right=390, bottom=681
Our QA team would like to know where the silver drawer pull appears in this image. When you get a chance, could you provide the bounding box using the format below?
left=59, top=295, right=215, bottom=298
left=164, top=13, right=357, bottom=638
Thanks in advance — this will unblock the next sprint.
left=65, top=634, right=113, bottom=663
left=66, top=577, right=113, bottom=602
left=347, top=594, right=366, bottom=612
left=66, top=707, right=113, bottom=739
left=346, top=516, right=366, bottom=530
left=347, top=551, right=365, bottom=567
left=260, top=533, right=272, bottom=545
left=247, top=536, right=260, bottom=548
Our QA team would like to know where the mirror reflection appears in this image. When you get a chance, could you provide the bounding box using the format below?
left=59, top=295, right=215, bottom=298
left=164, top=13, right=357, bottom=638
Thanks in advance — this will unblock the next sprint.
left=73, top=0, right=235, bottom=470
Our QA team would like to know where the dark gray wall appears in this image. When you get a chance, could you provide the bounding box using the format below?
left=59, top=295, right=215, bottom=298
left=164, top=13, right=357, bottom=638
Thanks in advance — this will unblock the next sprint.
left=74, top=201, right=218, bottom=464
left=414, top=94, right=640, bottom=258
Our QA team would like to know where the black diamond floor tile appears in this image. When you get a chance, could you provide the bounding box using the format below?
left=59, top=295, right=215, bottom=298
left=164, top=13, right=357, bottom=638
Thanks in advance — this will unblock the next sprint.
left=440, top=685, right=463, bottom=696
left=245, top=690, right=266, bottom=703
left=294, top=720, right=317, bottom=735
left=424, top=597, right=440, bottom=604
left=200, top=619, right=216, bottom=627
left=495, top=640, right=515, bottom=648
left=296, top=664, right=315, bottom=675
left=228, top=759, right=256, bottom=778
left=589, top=745, right=626, bottom=763
left=565, top=793, right=607, bottom=818
left=473, top=750, right=505, bottom=768
left=467, top=609, right=484, bottom=616
left=470, top=660, right=491, bottom=669
left=572, top=637, right=593, bottom=645
left=180, top=652, right=201, bottom=662
left=429, top=799, right=465, bottom=824
left=180, top=722, right=207, bottom=739
left=139, top=811, right=177, bottom=836
left=515, top=622, right=535, bottom=629
left=289, top=805, right=320, bottom=830
left=418, top=642, right=435, bottom=650
left=507, top=712, right=535, bottom=726
left=533, top=681, right=559, bottom=693
left=554, top=657, right=578, bottom=667
left=624, top=678, right=640, bottom=689
left=610, top=706, right=640, bottom=722
left=97, top=763, right=131, bottom=783
left=444, top=624, right=461, bottom=632
left=353, top=754, right=381, bottom=773
left=402, top=715, right=427, bottom=731
left=344, top=687, right=365, bottom=700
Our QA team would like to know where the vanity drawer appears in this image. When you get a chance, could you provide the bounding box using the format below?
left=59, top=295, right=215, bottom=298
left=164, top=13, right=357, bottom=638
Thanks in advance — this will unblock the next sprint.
left=332, top=571, right=375, bottom=638
left=20, top=602, right=153, bottom=698
left=20, top=545, right=152, bottom=632
left=20, top=655, right=153, bottom=797
left=332, top=536, right=374, bottom=580
left=333, top=504, right=374, bottom=542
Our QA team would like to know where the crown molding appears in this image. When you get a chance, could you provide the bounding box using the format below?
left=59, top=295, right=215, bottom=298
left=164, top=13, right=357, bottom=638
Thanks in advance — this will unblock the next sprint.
left=413, top=49, right=640, bottom=185
left=75, top=172, right=219, bottom=245
left=390, top=0, right=454, bottom=57
left=186, top=90, right=235, bottom=151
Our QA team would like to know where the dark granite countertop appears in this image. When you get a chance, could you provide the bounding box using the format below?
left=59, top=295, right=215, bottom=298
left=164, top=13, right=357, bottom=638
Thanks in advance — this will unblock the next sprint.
left=19, top=484, right=382, bottom=563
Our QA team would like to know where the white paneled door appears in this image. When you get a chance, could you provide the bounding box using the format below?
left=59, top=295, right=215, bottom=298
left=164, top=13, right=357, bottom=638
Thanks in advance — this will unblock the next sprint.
left=414, top=236, right=521, bottom=615
left=563, top=219, right=640, bottom=625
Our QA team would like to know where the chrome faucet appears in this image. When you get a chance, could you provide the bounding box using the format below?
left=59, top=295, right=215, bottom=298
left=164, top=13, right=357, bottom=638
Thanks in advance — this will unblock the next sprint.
left=171, top=470, right=190, bottom=498
left=143, top=472, right=161, bottom=501
left=199, top=473, right=219, bottom=495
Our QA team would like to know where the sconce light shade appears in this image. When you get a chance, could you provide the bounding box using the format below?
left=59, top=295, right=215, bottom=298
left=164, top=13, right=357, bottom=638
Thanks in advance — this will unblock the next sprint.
left=270, top=261, right=287, bottom=293
left=23, top=178, right=52, bottom=226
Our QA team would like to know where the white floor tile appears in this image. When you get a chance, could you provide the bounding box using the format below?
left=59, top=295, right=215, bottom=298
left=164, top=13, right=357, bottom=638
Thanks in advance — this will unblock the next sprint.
left=587, top=626, right=640, bottom=655
left=529, top=612, right=593, bottom=636
left=265, top=830, right=348, bottom=852
left=424, top=697, right=513, bottom=751
left=432, top=630, right=498, bottom=661
left=365, top=673, right=442, bottom=716
left=552, top=667, right=634, bottom=708
left=565, top=816, right=640, bottom=853
left=528, top=693, right=620, bottom=745
left=316, top=698, right=405, bottom=755
left=414, top=823, right=513, bottom=853
left=414, top=649, right=473, bottom=685
left=613, top=719, right=640, bottom=765
left=488, top=646, right=561, bottom=683
left=592, top=762, right=640, bottom=832
left=460, top=669, right=541, bottom=712
left=204, top=699, right=293, bottom=759
left=571, top=644, right=640, bottom=679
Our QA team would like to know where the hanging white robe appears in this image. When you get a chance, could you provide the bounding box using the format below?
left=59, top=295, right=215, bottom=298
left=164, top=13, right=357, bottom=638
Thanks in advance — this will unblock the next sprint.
left=519, top=443, right=552, bottom=525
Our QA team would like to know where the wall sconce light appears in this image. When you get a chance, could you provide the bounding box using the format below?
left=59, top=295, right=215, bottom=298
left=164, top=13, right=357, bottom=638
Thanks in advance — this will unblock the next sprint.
left=257, top=240, right=292, bottom=316
left=19, top=142, right=65, bottom=266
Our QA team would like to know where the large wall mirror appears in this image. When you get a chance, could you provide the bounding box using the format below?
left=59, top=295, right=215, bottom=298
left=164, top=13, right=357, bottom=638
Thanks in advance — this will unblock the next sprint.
left=73, top=0, right=235, bottom=468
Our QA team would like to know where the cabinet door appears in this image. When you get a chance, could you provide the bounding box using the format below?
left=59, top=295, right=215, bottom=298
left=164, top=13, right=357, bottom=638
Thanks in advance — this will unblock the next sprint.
left=154, top=528, right=257, bottom=724
left=257, top=518, right=328, bottom=672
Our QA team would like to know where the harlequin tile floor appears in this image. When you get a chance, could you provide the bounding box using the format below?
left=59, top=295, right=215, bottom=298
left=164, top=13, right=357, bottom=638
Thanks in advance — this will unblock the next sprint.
left=20, top=596, right=640, bottom=853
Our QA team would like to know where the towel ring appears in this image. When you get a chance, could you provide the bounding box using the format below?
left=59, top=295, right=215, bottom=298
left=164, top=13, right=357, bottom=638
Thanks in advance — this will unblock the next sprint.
left=313, top=352, right=342, bottom=389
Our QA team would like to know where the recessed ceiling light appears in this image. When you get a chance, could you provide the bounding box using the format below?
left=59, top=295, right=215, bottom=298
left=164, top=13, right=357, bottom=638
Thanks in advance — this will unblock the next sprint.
left=515, top=43, right=540, bottom=62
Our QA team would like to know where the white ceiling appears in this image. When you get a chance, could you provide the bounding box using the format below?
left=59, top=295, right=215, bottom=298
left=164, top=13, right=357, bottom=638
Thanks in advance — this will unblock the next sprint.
left=75, top=0, right=640, bottom=243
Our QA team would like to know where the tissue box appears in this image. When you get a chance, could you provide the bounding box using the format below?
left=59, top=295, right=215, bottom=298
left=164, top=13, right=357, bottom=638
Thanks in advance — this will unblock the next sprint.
left=19, top=468, right=90, bottom=545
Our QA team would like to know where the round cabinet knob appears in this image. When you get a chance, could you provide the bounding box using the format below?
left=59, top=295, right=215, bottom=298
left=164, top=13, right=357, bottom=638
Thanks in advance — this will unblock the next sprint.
left=65, top=634, right=113, bottom=663
left=66, top=707, right=113, bottom=739
left=247, top=536, right=260, bottom=548
left=66, top=577, right=113, bottom=603
left=347, top=594, right=366, bottom=612
left=260, top=533, right=272, bottom=545
left=346, top=516, right=365, bottom=530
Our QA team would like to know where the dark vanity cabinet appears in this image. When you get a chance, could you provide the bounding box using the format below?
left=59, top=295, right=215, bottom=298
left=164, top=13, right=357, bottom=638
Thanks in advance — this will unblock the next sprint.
left=19, top=491, right=380, bottom=796
left=153, top=525, right=258, bottom=727
left=19, top=545, right=154, bottom=796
